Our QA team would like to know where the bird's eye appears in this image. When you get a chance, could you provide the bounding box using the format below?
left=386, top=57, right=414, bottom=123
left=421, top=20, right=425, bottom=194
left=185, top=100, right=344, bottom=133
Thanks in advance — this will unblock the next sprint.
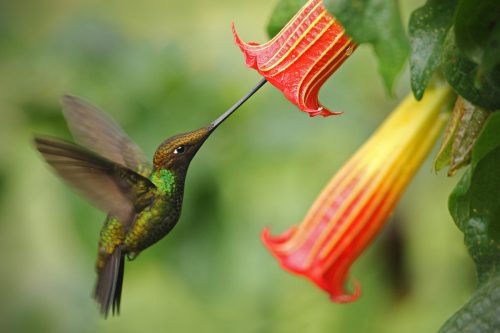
left=174, top=146, right=185, bottom=154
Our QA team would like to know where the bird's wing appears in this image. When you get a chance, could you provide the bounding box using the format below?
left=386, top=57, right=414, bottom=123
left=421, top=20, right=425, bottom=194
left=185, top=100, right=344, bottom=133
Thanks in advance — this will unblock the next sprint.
left=61, top=95, right=152, bottom=177
left=34, top=136, right=156, bottom=225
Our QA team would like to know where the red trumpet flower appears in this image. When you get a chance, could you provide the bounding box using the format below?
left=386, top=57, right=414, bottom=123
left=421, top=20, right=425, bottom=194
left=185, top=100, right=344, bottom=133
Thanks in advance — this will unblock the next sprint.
left=262, top=86, right=452, bottom=302
left=232, top=0, right=357, bottom=117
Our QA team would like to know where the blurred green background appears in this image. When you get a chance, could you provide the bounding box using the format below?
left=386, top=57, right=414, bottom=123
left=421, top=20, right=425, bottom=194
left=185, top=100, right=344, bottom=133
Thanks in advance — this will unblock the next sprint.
left=0, top=0, right=475, bottom=332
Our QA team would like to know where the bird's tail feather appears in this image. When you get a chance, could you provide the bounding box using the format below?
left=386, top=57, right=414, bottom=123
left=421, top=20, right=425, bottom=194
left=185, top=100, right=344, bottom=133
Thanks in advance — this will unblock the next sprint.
left=94, top=247, right=125, bottom=318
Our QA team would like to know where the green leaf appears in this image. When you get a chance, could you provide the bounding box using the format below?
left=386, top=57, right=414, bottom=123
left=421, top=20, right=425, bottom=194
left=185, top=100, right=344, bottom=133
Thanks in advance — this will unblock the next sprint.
left=453, top=0, right=500, bottom=107
left=449, top=146, right=500, bottom=283
left=408, top=0, right=457, bottom=100
left=454, top=0, right=500, bottom=68
left=266, top=0, right=306, bottom=38
left=442, top=111, right=500, bottom=333
left=481, top=22, right=500, bottom=73
left=324, top=0, right=410, bottom=94
left=442, top=30, right=500, bottom=110
left=438, top=275, right=500, bottom=333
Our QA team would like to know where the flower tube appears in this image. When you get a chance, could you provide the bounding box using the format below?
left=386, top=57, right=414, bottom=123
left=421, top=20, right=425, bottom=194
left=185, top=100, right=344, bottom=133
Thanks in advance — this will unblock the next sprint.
left=262, top=86, right=452, bottom=302
left=232, top=0, right=357, bottom=117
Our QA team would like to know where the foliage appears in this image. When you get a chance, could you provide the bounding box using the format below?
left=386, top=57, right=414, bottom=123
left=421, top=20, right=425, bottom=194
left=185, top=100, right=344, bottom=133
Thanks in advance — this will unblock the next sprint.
left=409, top=0, right=500, bottom=109
left=442, top=112, right=500, bottom=333
left=442, top=30, right=500, bottom=110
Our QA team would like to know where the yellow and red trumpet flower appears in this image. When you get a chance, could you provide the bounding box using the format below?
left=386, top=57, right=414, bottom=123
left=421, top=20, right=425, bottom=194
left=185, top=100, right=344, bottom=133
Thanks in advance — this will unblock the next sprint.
left=262, top=86, right=453, bottom=302
left=232, top=0, right=357, bottom=117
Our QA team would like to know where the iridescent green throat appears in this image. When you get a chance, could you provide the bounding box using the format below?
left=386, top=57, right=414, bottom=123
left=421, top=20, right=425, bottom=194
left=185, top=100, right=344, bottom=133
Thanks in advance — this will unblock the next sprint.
left=151, top=169, right=176, bottom=194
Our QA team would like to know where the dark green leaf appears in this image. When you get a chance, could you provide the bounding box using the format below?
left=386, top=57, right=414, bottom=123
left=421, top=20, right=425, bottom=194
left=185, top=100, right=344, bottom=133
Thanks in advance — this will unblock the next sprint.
left=266, top=0, right=306, bottom=38
left=449, top=144, right=500, bottom=284
left=454, top=0, right=500, bottom=66
left=438, top=275, right=500, bottom=333
left=324, top=0, right=410, bottom=94
left=481, top=22, right=500, bottom=73
left=442, top=111, right=500, bottom=333
left=408, top=0, right=457, bottom=100
left=450, top=112, right=500, bottom=281
left=442, top=30, right=500, bottom=110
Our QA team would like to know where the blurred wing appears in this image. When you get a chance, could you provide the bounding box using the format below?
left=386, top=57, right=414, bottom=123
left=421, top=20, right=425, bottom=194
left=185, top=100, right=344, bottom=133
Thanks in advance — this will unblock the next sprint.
left=34, top=136, right=156, bottom=225
left=61, top=95, right=152, bottom=177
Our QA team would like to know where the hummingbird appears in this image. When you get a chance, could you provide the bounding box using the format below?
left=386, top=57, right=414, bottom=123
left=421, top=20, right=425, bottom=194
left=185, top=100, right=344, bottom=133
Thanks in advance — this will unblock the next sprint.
left=34, top=79, right=266, bottom=317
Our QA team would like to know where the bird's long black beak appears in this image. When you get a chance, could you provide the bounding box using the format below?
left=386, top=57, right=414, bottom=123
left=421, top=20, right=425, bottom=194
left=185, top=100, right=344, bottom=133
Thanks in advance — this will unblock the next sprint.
left=208, top=78, right=267, bottom=133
